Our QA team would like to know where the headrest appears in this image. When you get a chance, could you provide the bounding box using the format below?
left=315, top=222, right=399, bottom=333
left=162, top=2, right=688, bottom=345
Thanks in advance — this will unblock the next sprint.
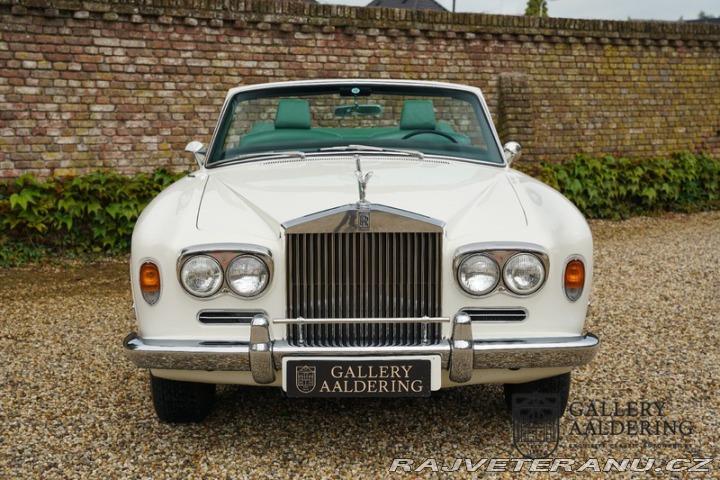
left=275, top=99, right=312, bottom=129
left=400, top=100, right=436, bottom=130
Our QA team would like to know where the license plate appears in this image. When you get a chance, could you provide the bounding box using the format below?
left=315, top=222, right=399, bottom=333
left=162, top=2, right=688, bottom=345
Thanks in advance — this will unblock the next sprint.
left=283, top=357, right=434, bottom=398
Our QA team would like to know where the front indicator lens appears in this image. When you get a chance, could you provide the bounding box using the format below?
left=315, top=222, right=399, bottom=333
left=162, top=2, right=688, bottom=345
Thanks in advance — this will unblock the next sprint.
left=503, top=253, right=545, bottom=295
left=139, top=261, right=161, bottom=305
left=180, top=255, right=223, bottom=297
left=458, top=254, right=500, bottom=296
left=564, top=259, right=586, bottom=302
left=226, top=255, right=269, bottom=297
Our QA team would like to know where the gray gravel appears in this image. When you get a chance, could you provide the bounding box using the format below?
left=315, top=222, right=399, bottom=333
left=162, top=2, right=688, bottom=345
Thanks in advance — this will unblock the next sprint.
left=1, top=211, right=719, bottom=478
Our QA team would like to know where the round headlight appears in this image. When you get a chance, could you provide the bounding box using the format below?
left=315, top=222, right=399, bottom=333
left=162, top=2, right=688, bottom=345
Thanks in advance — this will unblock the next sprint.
left=180, top=255, right=223, bottom=297
left=458, top=254, right=500, bottom=296
left=503, top=253, right=545, bottom=295
left=227, top=255, right=269, bottom=297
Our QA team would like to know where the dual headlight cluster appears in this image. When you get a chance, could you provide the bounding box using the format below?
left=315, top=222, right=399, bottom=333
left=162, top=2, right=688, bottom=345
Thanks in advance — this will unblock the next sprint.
left=180, top=253, right=270, bottom=298
left=456, top=251, right=548, bottom=297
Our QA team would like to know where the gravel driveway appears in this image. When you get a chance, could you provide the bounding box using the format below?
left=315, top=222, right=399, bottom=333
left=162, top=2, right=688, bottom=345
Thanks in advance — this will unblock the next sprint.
left=1, top=212, right=718, bottom=478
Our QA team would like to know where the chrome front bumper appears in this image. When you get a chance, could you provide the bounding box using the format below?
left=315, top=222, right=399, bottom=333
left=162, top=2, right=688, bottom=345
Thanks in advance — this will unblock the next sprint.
left=123, top=314, right=599, bottom=385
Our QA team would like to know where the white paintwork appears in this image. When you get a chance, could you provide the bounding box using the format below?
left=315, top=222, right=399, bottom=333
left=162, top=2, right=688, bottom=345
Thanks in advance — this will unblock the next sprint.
left=130, top=80, right=593, bottom=388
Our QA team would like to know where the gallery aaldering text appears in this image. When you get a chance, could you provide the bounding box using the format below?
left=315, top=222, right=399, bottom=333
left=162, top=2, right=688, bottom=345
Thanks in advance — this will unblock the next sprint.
left=566, top=401, right=693, bottom=436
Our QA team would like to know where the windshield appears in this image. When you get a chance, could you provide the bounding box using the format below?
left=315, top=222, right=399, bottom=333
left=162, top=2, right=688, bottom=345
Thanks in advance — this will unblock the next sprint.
left=207, top=84, right=504, bottom=166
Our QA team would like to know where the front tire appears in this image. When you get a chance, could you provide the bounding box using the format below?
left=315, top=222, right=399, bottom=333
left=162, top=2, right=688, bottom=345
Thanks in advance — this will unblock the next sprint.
left=150, top=373, right=216, bottom=423
left=504, top=373, right=571, bottom=421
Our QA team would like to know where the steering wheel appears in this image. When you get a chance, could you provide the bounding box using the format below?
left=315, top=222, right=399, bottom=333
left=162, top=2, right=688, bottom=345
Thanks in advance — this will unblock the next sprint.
left=401, top=130, right=459, bottom=143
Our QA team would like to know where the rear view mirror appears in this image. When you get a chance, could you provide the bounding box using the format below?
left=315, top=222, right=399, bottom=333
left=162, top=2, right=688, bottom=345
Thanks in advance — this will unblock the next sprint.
left=334, top=104, right=383, bottom=117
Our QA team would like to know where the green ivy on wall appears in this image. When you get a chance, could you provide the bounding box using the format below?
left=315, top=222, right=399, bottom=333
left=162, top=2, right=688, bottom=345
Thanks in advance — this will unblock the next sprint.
left=1, top=153, right=719, bottom=266
left=523, top=152, right=720, bottom=219
left=0, top=169, right=187, bottom=266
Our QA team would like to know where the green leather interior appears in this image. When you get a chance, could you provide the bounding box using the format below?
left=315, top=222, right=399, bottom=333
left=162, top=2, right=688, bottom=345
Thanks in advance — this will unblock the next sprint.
left=275, top=99, right=312, bottom=129
left=249, top=121, right=274, bottom=133
left=399, top=100, right=436, bottom=130
left=240, top=99, right=470, bottom=146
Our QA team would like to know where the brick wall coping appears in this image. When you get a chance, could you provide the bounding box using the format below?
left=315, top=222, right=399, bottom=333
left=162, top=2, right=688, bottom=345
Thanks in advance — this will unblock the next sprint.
left=3, top=0, right=720, bottom=45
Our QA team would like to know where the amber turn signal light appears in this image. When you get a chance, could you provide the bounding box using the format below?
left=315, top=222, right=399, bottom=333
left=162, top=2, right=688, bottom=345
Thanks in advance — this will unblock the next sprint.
left=140, top=261, right=161, bottom=305
left=564, top=259, right=585, bottom=302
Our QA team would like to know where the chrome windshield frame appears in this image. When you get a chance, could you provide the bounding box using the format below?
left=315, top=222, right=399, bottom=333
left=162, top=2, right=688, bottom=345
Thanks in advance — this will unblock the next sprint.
left=203, top=79, right=508, bottom=169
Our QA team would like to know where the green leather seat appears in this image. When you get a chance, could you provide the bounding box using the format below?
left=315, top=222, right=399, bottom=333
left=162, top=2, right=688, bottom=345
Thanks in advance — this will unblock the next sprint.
left=400, top=100, right=437, bottom=130
left=275, top=99, right=312, bottom=129
left=241, top=98, right=340, bottom=146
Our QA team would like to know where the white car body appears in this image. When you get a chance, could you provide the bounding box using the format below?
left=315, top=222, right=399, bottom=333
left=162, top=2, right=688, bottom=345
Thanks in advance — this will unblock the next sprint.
left=124, top=80, right=597, bottom=420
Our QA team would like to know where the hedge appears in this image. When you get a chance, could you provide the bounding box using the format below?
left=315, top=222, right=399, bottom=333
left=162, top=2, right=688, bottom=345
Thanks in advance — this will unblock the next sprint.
left=0, top=169, right=186, bottom=265
left=1, top=152, right=718, bottom=265
left=522, top=152, right=720, bottom=219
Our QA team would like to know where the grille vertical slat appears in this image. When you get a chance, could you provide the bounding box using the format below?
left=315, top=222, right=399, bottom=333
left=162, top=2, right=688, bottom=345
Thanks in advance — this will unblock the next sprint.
left=287, top=231, right=442, bottom=347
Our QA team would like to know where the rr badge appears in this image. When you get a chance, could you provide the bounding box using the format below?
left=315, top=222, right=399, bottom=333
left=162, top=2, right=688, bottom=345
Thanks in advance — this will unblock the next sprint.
left=357, top=209, right=370, bottom=231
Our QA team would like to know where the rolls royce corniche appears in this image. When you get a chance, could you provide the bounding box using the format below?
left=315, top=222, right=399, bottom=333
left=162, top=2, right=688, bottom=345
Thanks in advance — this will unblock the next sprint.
left=123, top=79, right=598, bottom=423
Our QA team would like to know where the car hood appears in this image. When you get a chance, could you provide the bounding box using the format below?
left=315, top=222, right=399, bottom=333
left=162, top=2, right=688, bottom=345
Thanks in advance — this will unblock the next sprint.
left=197, top=155, right=527, bottom=241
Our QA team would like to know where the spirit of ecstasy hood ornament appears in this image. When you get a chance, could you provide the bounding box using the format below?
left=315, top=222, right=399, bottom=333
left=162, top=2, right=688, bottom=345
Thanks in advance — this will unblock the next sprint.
left=354, top=154, right=373, bottom=208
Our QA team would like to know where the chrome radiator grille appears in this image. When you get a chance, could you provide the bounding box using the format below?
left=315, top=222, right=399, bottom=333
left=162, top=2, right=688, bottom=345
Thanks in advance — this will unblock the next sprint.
left=287, top=321, right=442, bottom=348
left=286, top=231, right=442, bottom=347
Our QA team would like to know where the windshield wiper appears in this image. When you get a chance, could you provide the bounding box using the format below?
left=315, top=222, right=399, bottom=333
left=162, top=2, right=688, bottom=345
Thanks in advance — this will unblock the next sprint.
left=215, top=151, right=307, bottom=166
left=319, top=144, right=424, bottom=160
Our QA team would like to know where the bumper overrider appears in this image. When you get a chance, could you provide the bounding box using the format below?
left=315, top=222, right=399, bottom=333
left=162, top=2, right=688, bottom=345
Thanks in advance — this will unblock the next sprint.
left=123, top=314, right=599, bottom=384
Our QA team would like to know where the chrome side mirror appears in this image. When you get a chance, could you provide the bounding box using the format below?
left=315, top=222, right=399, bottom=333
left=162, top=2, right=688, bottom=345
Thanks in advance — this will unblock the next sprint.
left=502, top=141, right=522, bottom=166
left=185, top=141, right=207, bottom=169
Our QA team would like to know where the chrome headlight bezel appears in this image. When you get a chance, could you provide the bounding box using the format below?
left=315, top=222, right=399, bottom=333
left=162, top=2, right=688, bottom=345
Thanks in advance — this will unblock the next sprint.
left=456, top=253, right=501, bottom=296
left=502, top=252, right=546, bottom=295
left=454, top=243, right=549, bottom=298
left=179, top=254, right=224, bottom=298
left=226, top=254, right=270, bottom=298
left=177, top=244, right=274, bottom=300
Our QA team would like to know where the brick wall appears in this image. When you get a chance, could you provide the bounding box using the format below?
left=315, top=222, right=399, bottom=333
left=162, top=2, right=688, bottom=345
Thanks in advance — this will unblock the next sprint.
left=1, top=0, right=719, bottom=177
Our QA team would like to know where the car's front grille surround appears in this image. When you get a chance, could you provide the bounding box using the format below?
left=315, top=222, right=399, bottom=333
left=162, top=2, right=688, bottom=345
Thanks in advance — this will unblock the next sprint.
left=286, top=230, right=442, bottom=347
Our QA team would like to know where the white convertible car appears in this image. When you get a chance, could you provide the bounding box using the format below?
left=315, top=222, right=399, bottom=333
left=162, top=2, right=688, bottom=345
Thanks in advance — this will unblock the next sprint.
left=124, top=79, right=598, bottom=423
